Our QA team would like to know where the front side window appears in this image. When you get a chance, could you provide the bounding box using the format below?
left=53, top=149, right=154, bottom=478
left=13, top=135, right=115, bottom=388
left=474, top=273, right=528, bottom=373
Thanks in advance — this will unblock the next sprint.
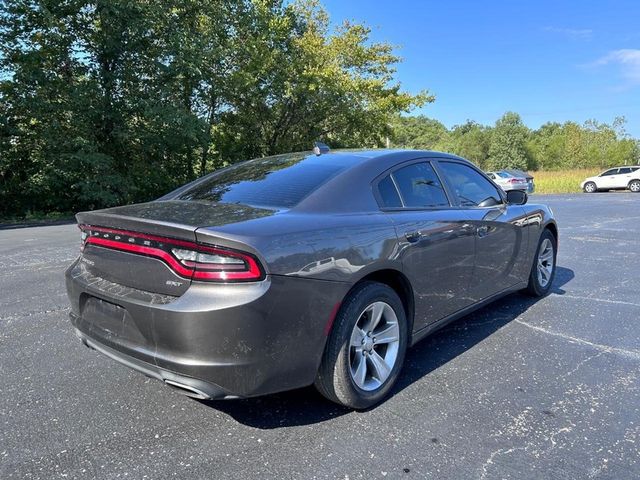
left=390, top=162, right=449, bottom=208
left=438, top=162, right=503, bottom=207
left=601, top=169, right=618, bottom=177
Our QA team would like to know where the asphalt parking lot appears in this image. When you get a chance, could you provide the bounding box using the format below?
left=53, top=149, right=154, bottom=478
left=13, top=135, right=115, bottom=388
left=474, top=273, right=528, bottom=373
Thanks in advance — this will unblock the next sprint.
left=1, top=193, right=639, bottom=479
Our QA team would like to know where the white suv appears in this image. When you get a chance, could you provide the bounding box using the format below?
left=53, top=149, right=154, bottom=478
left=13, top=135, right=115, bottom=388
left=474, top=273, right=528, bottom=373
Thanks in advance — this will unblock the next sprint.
left=581, top=167, right=640, bottom=193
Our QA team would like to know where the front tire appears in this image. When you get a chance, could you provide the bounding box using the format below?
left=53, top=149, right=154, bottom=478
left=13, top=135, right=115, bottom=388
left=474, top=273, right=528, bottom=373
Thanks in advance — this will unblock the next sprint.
left=524, top=229, right=557, bottom=297
left=629, top=180, right=640, bottom=193
left=315, top=281, right=408, bottom=409
left=583, top=181, right=597, bottom=193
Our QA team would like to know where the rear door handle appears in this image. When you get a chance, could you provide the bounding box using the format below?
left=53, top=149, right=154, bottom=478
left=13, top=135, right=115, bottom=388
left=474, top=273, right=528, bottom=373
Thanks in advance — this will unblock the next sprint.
left=405, top=231, right=421, bottom=243
left=477, top=225, right=490, bottom=238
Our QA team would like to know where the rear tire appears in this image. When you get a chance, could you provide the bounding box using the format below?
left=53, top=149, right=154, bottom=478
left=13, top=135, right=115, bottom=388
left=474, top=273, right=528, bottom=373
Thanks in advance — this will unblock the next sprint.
left=524, top=229, right=557, bottom=297
left=629, top=180, right=640, bottom=193
left=583, top=182, right=597, bottom=193
left=315, top=281, right=408, bottom=409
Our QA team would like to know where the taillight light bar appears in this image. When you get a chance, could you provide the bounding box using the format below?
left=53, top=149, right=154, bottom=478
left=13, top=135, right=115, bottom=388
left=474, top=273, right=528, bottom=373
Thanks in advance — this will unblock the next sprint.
left=79, top=225, right=264, bottom=282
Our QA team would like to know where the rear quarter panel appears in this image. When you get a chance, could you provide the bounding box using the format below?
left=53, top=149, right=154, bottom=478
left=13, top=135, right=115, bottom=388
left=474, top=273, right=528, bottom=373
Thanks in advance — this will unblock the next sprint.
left=196, top=213, right=401, bottom=283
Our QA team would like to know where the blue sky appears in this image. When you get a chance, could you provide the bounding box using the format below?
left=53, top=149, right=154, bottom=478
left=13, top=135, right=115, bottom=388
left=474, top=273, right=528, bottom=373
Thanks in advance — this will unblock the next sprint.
left=322, top=0, right=640, bottom=137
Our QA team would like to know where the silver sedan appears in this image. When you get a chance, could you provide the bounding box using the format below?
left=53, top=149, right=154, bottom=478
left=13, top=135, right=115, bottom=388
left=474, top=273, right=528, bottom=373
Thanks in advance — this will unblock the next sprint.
left=486, top=170, right=530, bottom=192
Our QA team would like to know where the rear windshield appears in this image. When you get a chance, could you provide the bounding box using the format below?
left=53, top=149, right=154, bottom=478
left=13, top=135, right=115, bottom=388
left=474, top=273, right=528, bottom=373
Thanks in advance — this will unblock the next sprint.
left=177, top=153, right=353, bottom=209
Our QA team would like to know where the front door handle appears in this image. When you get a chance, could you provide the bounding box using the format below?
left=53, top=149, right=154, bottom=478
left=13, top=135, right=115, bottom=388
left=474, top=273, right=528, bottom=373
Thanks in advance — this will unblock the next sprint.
left=477, top=225, right=490, bottom=238
left=405, top=231, right=421, bottom=243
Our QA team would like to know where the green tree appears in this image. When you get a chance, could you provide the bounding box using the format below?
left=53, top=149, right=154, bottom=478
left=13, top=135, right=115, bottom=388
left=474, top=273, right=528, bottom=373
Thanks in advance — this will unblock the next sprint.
left=0, top=0, right=428, bottom=219
left=217, top=1, right=432, bottom=158
left=487, top=112, right=530, bottom=171
left=527, top=122, right=563, bottom=170
left=446, top=121, right=491, bottom=168
left=390, top=116, right=447, bottom=149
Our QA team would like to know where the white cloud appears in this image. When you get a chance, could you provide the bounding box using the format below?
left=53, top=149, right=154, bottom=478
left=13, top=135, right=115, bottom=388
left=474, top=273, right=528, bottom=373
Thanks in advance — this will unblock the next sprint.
left=544, top=26, right=593, bottom=40
left=592, top=49, right=640, bottom=85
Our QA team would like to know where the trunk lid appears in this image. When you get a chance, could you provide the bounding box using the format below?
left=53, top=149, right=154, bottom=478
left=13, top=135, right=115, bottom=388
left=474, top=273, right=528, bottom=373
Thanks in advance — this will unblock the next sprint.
left=76, top=200, right=272, bottom=296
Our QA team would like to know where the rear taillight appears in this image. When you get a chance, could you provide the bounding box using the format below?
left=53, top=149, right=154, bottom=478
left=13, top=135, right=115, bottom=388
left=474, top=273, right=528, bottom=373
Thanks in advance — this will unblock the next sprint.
left=508, top=178, right=524, bottom=184
left=80, top=229, right=88, bottom=251
left=79, top=225, right=264, bottom=282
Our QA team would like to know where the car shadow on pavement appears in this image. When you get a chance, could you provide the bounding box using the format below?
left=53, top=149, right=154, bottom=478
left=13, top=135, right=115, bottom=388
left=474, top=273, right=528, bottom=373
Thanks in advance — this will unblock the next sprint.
left=201, top=266, right=575, bottom=429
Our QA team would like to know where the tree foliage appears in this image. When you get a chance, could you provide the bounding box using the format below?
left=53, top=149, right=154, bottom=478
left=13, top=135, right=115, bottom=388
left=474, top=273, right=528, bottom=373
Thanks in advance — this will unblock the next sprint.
left=392, top=113, right=639, bottom=171
left=487, top=112, right=529, bottom=171
left=0, top=0, right=429, bottom=219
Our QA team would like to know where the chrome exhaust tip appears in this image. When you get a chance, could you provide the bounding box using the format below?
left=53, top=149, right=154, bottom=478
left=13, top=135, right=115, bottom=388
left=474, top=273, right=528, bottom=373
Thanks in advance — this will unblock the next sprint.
left=163, top=379, right=211, bottom=400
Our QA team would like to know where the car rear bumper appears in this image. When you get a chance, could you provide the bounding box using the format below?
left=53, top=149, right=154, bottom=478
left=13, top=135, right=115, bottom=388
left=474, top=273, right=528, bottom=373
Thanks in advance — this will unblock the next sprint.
left=502, top=183, right=534, bottom=193
left=73, top=325, right=234, bottom=399
left=65, top=259, right=350, bottom=399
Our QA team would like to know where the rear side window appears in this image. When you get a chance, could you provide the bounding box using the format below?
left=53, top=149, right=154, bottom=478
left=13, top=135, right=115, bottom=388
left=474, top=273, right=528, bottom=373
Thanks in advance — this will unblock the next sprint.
left=377, top=175, right=402, bottom=207
left=618, top=167, right=632, bottom=174
left=391, top=162, right=449, bottom=208
left=178, top=153, right=352, bottom=209
left=438, top=162, right=502, bottom=207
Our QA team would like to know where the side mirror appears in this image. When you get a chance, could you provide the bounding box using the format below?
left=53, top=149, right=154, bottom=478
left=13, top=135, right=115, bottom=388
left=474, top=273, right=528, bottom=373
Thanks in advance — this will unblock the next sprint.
left=506, top=190, right=527, bottom=205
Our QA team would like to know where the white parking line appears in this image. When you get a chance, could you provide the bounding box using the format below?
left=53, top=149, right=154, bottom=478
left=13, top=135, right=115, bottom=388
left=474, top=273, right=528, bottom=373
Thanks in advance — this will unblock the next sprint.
left=552, top=294, right=640, bottom=308
left=515, top=319, right=640, bottom=361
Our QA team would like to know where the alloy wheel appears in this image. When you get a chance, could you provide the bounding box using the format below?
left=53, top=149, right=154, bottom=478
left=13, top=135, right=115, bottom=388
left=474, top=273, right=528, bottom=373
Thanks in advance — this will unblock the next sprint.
left=536, top=238, right=554, bottom=288
left=630, top=181, right=640, bottom=193
left=349, top=301, right=400, bottom=391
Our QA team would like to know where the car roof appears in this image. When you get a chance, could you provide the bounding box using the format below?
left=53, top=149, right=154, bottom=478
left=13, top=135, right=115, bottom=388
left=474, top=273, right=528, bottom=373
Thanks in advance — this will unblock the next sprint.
left=166, top=148, right=473, bottom=213
left=501, top=169, right=533, bottom=178
left=294, top=149, right=473, bottom=213
left=323, top=148, right=463, bottom=160
left=330, top=149, right=407, bottom=159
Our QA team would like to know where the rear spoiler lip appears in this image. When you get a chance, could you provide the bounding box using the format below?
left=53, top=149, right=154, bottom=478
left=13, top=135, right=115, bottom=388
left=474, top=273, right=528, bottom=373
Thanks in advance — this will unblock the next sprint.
left=76, top=211, right=198, bottom=242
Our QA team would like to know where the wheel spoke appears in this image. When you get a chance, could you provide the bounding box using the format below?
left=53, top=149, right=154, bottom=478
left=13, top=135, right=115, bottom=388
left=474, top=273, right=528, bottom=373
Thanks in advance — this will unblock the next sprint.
left=352, top=353, right=367, bottom=387
left=373, top=323, right=399, bottom=344
left=365, top=302, right=385, bottom=332
left=350, top=327, right=365, bottom=347
left=368, top=350, right=391, bottom=382
left=539, top=265, right=549, bottom=282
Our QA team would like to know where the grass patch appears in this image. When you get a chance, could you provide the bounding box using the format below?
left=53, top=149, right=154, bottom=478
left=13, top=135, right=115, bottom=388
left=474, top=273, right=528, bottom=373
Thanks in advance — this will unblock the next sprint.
left=530, top=168, right=602, bottom=194
left=0, top=211, right=74, bottom=226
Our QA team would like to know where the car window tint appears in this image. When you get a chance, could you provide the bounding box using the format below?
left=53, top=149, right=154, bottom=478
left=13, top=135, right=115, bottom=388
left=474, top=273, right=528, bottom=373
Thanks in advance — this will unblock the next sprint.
left=632, top=167, right=640, bottom=172
left=377, top=175, right=402, bottom=208
left=439, top=162, right=503, bottom=207
left=601, top=169, right=618, bottom=176
left=618, top=167, right=632, bottom=174
left=391, top=162, right=449, bottom=208
left=177, top=153, right=354, bottom=208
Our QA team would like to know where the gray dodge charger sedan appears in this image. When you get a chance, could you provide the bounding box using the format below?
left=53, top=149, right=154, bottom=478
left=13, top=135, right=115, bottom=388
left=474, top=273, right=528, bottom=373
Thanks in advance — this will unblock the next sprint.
left=65, top=149, right=558, bottom=409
